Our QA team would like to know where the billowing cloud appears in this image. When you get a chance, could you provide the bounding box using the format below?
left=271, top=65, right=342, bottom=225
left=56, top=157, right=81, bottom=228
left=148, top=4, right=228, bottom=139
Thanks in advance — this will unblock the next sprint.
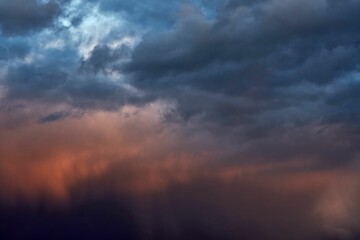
left=0, top=0, right=67, bottom=36
left=0, top=0, right=360, bottom=239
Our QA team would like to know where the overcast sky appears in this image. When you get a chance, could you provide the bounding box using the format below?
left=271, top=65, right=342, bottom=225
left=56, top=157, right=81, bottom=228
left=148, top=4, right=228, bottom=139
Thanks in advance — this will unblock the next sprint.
left=0, top=1, right=360, bottom=240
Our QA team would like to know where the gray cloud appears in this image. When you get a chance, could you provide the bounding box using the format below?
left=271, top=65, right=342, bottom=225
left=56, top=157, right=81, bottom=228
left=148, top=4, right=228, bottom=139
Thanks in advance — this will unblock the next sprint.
left=81, top=44, right=131, bottom=74
left=0, top=37, right=30, bottom=60
left=39, top=111, right=71, bottom=123
left=0, top=1, right=360, bottom=239
left=0, top=0, right=68, bottom=36
left=0, top=0, right=359, bottom=173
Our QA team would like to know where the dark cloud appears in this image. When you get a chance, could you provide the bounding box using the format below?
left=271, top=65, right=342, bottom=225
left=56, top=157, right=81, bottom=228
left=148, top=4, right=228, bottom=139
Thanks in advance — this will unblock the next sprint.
left=81, top=45, right=131, bottom=74
left=0, top=37, right=30, bottom=60
left=326, top=78, right=360, bottom=125
left=2, top=43, right=141, bottom=109
left=126, top=0, right=360, bottom=83
left=0, top=0, right=358, bottom=153
left=39, top=111, right=71, bottom=123
left=0, top=0, right=67, bottom=36
left=0, top=0, right=358, bottom=149
left=4, top=62, right=138, bottom=109
left=114, top=0, right=360, bottom=136
left=5, top=64, right=68, bottom=99
left=1, top=0, right=359, bottom=128
left=0, top=2, right=360, bottom=239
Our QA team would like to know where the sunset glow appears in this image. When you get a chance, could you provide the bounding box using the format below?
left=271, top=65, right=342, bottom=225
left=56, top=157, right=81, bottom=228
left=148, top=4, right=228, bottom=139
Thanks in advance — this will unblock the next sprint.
left=1, top=1, right=360, bottom=239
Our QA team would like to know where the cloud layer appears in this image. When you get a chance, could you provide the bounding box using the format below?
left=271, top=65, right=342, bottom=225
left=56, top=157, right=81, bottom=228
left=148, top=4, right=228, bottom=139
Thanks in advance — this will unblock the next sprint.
left=0, top=0, right=360, bottom=239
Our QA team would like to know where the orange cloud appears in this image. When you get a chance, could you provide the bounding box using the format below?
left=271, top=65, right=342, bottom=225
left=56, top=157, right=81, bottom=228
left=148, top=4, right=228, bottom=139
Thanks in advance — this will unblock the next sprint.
left=1, top=100, right=360, bottom=239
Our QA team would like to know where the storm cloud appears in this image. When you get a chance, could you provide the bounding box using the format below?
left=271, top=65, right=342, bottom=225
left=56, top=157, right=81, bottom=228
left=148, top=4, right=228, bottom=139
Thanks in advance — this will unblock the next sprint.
left=0, top=0, right=68, bottom=36
left=0, top=0, right=360, bottom=239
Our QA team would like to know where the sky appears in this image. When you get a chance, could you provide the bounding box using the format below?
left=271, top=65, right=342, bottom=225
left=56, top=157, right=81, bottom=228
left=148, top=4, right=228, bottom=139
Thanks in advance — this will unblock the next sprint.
left=0, top=0, right=360, bottom=239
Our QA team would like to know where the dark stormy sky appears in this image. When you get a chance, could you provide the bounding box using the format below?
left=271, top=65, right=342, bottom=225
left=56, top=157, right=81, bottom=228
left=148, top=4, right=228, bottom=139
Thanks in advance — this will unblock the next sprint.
left=0, top=0, right=360, bottom=239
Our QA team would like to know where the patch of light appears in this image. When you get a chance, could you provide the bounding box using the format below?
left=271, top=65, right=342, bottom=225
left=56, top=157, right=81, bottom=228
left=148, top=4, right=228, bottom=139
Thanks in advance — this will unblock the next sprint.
left=191, top=0, right=219, bottom=20
left=36, top=0, right=50, bottom=4
left=55, top=0, right=144, bottom=59
left=28, top=0, right=143, bottom=68
left=12, top=52, right=38, bottom=65
left=325, top=71, right=360, bottom=96
left=108, top=36, right=141, bottom=50
left=66, top=4, right=130, bottom=59
left=44, top=39, right=65, bottom=49
left=347, top=71, right=360, bottom=84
